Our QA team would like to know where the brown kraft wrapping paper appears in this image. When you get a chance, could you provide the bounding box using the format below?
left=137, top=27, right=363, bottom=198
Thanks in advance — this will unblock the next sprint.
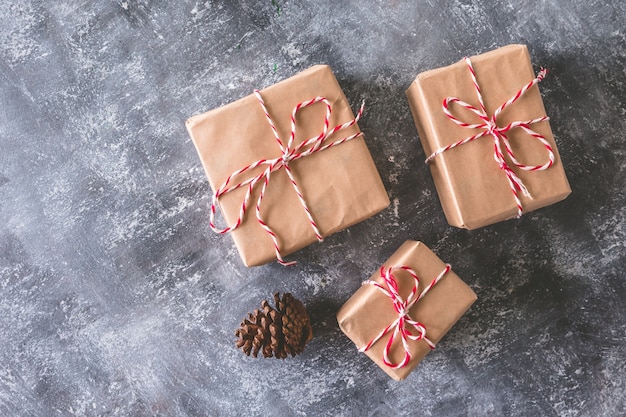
left=336, top=241, right=477, bottom=381
left=186, top=65, right=390, bottom=266
left=406, top=44, right=571, bottom=229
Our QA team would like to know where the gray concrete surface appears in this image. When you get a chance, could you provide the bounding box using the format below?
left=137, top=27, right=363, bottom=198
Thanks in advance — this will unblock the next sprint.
left=0, top=1, right=624, bottom=416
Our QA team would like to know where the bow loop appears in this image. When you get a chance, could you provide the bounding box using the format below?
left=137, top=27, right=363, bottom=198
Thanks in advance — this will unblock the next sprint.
left=443, top=96, right=489, bottom=128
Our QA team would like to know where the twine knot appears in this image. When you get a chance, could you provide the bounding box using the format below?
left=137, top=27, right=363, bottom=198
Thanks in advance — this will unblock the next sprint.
left=485, top=118, right=499, bottom=136
left=281, top=151, right=294, bottom=165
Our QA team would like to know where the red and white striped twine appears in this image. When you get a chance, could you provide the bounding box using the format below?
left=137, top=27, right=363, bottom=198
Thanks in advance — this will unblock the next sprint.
left=425, top=57, right=555, bottom=217
left=359, top=264, right=452, bottom=369
left=209, top=89, right=365, bottom=266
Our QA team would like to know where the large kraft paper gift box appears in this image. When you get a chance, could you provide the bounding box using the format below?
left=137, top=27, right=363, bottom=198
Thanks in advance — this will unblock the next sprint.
left=337, top=241, right=477, bottom=381
left=406, top=44, right=571, bottom=229
left=186, top=65, right=389, bottom=266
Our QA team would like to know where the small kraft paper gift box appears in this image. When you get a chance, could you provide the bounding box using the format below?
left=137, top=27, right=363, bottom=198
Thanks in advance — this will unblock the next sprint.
left=337, top=241, right=477, bottom=381
left=186, top=65, right=389, bottom=266
left=406, top=44, right=571, bottom=229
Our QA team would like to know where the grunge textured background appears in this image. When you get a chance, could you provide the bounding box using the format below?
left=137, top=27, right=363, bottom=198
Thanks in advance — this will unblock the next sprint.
left=1, top=1, right=624, bottom=416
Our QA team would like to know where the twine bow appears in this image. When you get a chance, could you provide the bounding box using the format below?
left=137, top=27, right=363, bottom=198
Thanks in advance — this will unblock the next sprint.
left=426, top=57, right=555, bottom=217
left=209, top=90, right=365, bottom=266
left=359, top=264, right=451, bottom=369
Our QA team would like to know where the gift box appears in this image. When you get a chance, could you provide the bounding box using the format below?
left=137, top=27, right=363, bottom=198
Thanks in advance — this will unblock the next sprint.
left=406, top=44, right=571, bottom=229
left=337, top=241, right=477, bottom=380
left=186, top=65, right=389, bottom=266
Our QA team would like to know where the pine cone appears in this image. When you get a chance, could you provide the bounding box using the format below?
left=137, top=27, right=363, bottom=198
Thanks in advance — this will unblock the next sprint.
left=235, top=292, right=313, bottom=359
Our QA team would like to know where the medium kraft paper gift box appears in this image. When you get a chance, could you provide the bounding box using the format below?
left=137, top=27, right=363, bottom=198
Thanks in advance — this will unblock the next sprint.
left=406, top=44, right=571, bottom=229
left=186, top=65, right=389, bottom=267
left=337, top=241, right=477, bottom=381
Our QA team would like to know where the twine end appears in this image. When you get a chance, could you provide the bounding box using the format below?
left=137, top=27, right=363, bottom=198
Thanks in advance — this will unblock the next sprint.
left=355, top=100, right=366, bottom=120
left=537, top=68, right=548, bottom=81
